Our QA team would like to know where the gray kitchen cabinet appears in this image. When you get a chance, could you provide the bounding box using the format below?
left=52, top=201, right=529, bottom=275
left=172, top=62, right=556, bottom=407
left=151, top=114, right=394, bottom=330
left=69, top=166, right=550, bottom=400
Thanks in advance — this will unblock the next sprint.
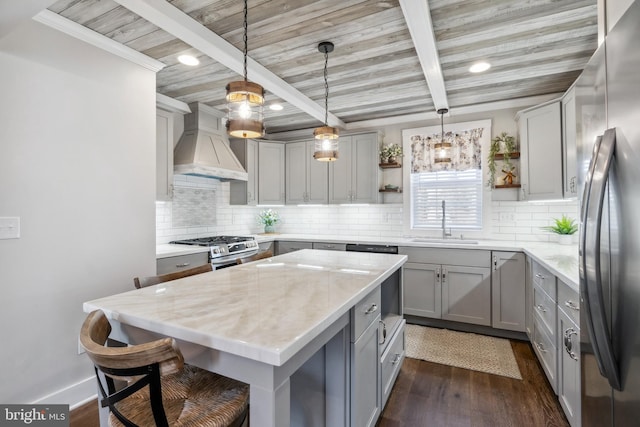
left=562, top=86, right=578, bottom=198
left=156, top=252, right=209, bottom=275
left=557, top=280, right=581, bottom=427
left=156, top=109, right=174, bottom=201
left=525, top=256, right=534, bottom=339
left=229, top=139, right=258, bottom=205
left=329, top=133, right=380, bottom=204
left=258, top=142, right=286, bottom=205
left=518, top=100, right=563, bottom=200
left=491, top=251, right=526, bottom=332
left=312, top=242, right=346, bottom=251
left=275, top=240, right=313, bottom=255
left=400, top=247, right=491, bottom=327
left=530, top=259, right=558, bottom=393
left=286, top=140, right=329, bottom=204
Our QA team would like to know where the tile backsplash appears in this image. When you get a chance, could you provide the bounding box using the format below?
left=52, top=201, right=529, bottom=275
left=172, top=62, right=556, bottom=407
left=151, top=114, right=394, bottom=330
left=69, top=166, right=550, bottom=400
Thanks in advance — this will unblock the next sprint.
left=156, top=175, right=578, bottom=244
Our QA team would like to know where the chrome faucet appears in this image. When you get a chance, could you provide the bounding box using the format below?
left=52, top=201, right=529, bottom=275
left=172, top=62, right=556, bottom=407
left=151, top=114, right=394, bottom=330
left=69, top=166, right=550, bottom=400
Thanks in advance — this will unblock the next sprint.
left=441, top=200, right=452, bottom=239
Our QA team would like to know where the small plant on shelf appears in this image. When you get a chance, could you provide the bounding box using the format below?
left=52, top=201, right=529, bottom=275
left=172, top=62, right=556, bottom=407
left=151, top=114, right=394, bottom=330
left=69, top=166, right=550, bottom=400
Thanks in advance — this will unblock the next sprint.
left=380, top=143, right=403, bottom=164
left=487, top=132, right=516, bottom=188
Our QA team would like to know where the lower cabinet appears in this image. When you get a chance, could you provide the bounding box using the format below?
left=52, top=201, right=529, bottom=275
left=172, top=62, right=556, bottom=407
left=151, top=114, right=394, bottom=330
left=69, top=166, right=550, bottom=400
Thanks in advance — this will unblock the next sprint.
left=156, top=252, right=209, bottom=275
left=312, top=241, right=346, bottom=251
left=275, top=240, right=313, bottom=255
left=557, top=280, right=581, bottom=427
left=492, top=251, right=526, bottom=331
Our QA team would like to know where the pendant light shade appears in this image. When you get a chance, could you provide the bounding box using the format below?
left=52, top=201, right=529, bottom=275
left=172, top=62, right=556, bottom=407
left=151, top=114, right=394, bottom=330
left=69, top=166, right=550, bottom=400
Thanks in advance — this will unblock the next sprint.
left=226, top=0, right=264, bottom=138
left=434, top=108, right=451, bottom=163
left=313, top=41, right=339, bottom=161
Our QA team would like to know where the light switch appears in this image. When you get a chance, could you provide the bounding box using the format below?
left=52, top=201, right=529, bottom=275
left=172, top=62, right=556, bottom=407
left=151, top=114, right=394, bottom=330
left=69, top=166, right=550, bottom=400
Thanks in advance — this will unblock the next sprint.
left=0, top=217, right=20, bottom=239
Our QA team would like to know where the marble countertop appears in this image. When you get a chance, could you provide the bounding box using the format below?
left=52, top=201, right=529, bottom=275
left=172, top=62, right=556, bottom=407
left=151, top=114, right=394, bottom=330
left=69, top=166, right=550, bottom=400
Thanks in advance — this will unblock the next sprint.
left=85, top=249, right=407, bottom=366
left=157, top=234, right=579, bottom=289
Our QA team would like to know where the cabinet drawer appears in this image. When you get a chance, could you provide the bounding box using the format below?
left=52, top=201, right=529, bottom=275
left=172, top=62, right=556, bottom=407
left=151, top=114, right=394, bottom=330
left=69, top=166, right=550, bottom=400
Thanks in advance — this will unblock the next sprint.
left=532, top=261, right=556, bottom=300
left=380, top=320, right=405, bottom=407
left=398, top=247, right=490, bottom=267
left=533, top=284, right=557, bottom=339
left=276, top=240, right=312, bottom=255
left=533, top=316, right=557, bottom=392
left=557, top=279, right=580, bottom=325
left=312, top=242, right=346, bottom=251
left=352, top=287, right=382, bottom=342
left=156, top=252, right=209, bottom=275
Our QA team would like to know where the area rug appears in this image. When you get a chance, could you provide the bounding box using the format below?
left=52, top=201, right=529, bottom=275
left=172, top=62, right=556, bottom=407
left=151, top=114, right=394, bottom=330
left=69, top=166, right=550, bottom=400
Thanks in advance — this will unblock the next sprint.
left=405, top=324, right=522, bottom=380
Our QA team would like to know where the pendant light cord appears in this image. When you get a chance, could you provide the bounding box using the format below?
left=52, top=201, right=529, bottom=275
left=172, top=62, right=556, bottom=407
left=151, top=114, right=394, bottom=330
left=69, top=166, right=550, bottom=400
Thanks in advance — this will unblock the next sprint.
left=243, top=0, right=248, bottom=82
left=323, top=49, right=329, bottom=126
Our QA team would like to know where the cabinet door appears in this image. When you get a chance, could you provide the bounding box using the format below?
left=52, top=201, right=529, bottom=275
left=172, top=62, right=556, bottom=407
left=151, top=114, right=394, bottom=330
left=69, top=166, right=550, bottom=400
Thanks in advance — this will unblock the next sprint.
left=525, top=256, right=534, bottom=339
left=156, top=109, right=173, bottom=201
left=491, top=251, right=526, bottom=331
left=230, top=139, right=257, bottom=205
left=258, top=142, right=285, bottom=204
left=329, top=137, right=353, bottom=203
left=441, top=265, right=491, bottom=326
left=306, top=140, right=329, bottom=204
left=562, top=87, right=578, bottom=198
left=351, top=317, right=380, bottom=427
left=285, top=141, right=307, bottom=204
left=276, top=240, right=313, bottom=255
left=519, top=101, right=563, bottom=200
left=351, top=133, right=379, bottom=203
left=558, top=308, right=581, bottom=427
left=403, top=263, right=441, bottom=318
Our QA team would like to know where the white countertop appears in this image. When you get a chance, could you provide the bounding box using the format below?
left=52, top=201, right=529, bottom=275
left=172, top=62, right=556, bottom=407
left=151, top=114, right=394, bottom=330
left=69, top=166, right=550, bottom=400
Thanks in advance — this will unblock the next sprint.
left=85, top=249, right=407, bottom=366
left=157, top=234, right=579, bottom=290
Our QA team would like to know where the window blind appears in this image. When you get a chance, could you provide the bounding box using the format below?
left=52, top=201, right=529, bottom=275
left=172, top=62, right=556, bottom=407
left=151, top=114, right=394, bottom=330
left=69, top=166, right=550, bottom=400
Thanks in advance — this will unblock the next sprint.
left=410, top=169, right=482, bottom=229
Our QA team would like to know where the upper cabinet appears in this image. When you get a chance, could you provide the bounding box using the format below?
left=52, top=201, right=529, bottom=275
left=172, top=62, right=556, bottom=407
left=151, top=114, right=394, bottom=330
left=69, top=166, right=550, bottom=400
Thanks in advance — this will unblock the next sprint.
left=156, top=109, right=174, bottom=201
left=285, top=140, right=328, bottom=204
left=562, top=86, right=578, bottom=198
left=229, top=139, right=258, bottom=205
left=229, top=140, right=285, bottom=205
left=329, top=133, right=380, bottom=204
left=518, top=101, right=563, bottom=201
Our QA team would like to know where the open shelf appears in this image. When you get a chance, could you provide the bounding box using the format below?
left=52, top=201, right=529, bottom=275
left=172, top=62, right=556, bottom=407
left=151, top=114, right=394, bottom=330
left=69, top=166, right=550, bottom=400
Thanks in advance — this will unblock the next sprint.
left=379, top=188, right=401, bottom=193
left=493, top=152, right=520, bottom=160
left=379, top=162, right=402, bottom=169
left=494, top=184, right=522, bottom=189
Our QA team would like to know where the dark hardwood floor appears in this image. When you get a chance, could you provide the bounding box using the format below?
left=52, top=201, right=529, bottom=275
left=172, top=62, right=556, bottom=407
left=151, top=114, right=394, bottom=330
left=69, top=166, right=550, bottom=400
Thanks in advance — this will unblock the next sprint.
left=376, top=340, right=569, bottom=427
left=71, top=340, right=567, bottom=427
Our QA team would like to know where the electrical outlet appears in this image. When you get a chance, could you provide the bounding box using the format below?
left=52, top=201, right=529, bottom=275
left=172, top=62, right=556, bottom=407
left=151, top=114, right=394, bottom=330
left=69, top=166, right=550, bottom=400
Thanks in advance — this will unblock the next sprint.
left=499, top=212, right=515, bottom=222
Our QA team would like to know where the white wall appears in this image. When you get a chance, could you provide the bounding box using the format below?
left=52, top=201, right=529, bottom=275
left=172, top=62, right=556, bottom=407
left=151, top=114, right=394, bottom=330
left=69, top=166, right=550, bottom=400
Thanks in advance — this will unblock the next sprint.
left=0, top=21, right=157, bottom=405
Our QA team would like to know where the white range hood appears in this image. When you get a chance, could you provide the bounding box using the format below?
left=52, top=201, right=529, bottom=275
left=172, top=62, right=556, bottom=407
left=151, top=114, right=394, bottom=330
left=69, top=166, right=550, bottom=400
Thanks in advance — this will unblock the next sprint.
left=173, top=103, right=248, bottom=181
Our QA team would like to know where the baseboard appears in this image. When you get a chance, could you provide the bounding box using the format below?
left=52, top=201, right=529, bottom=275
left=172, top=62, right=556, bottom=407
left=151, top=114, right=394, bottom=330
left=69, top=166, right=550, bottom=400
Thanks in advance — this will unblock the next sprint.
left=404, top=315, right=528, bottom=341
left=32, top=376, right=97, bottom=410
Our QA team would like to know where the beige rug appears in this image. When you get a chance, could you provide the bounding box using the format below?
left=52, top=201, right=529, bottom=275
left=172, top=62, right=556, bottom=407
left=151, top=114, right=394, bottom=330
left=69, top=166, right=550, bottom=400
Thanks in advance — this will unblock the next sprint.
left=405, top=324, right=522, bottom=380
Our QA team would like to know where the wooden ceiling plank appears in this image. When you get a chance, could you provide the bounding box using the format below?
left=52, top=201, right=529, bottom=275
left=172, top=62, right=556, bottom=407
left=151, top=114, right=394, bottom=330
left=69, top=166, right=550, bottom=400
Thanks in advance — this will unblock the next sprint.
left=399, top=0, right=448, bottom=111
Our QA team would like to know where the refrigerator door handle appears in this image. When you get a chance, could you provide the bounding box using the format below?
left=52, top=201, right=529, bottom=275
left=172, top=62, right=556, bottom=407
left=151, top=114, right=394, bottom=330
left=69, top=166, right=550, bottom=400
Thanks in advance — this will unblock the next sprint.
left=581, top=127, right=621, bottom=390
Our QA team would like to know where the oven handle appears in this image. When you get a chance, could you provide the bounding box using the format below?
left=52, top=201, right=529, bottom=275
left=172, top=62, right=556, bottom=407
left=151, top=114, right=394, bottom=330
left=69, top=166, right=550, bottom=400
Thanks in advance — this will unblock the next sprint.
left=210, top=249, right=260, bottom=268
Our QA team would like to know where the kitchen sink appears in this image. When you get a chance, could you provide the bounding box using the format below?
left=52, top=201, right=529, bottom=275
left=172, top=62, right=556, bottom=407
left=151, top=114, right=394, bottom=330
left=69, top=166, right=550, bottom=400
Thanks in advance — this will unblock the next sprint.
left=410, top=238, right=479, bottom=245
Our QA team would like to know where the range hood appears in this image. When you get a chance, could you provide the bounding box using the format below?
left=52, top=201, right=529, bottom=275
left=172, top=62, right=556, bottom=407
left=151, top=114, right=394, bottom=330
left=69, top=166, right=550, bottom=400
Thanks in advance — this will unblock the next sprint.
left=173, top=103, right=248, bottom=181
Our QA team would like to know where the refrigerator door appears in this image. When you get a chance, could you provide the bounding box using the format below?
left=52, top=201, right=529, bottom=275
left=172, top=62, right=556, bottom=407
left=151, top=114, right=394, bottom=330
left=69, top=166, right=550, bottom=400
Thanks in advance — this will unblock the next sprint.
left=605, top=1, right=640, bottom=424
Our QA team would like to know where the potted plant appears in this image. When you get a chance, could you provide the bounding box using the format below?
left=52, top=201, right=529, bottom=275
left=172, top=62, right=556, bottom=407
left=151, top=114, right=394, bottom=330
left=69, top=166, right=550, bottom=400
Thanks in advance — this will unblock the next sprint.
left=543, top=214, right=578, bottom=245
left=380, top=143, right=403, bottom=164
left=258, top=209, right=279, bottom=234
left=487, top=132, right=516, bottom=188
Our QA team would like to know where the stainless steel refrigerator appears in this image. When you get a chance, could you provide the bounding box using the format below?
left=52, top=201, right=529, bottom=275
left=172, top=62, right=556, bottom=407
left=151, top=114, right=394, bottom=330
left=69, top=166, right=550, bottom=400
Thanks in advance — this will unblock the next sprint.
left=576, top=1, right=640, bottom=426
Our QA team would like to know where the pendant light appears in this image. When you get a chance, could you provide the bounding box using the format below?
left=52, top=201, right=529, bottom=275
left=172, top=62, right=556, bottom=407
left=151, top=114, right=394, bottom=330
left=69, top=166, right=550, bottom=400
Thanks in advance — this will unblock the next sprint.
left=313, top=41, right=339, bottom=161
left=226, top=0, right=264, bottom=139
left=434, top=108, right=451, bottom=163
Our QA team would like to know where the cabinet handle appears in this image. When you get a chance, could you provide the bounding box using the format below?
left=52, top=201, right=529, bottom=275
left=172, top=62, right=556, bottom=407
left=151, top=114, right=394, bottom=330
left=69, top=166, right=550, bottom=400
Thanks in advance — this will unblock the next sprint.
left=535, top=304, right=547, bottom=313
left=521, top=184, right=527, bottom=200
left=442, top=269, right=447, bottom=283
left=436, top=268, right=440, bottom=281
left=570, top=176, right=577, bottom=194
left=175, top=262, right=190, bottom=268
left=564, top=300, right=579, bottom=311
left=535, top=273, right=546, bottom=280
left=364, top=303, right=378, bottom=315
left=379, top=320, right=387, bottom=345
left=391, top=353, right=402, bottom=365
left=493, top=256, right=498, bottom=271
left=535, top=342, right=547, bottom=353
left=564, top=328, right=579, bottom=361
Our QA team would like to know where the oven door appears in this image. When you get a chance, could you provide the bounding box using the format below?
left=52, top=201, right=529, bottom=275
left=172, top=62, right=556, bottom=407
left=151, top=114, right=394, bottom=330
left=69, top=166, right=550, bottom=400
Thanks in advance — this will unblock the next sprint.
left=210, top=249, right=259, bottom=270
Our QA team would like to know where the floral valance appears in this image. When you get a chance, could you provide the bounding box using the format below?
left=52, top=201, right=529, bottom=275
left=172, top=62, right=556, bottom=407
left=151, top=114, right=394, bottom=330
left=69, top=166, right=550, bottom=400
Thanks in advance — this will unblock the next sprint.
left=410, top=128, right=483, bottom=173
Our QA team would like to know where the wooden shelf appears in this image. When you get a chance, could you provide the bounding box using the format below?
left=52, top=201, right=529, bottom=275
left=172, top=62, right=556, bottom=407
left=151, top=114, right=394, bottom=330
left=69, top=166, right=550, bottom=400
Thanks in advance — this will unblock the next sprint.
left=493, top=152, right=520, bottom=160
left=379, top=188, right=402, bottom=193
left=494, top=184, right=521, bottom=189
left=379, top=162, right=402, bottom=169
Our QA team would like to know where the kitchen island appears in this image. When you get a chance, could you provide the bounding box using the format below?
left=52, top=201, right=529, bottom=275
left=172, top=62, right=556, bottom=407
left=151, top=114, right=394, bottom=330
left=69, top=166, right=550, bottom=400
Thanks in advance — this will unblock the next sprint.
left=84, top=249, right=407, bottom=427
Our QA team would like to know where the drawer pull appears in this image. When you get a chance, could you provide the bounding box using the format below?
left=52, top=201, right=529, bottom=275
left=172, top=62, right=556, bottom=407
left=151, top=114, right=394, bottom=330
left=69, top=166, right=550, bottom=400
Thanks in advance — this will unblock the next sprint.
left=564, top=328, right=579, bottom=361
left=535, top=342, right=547, bottom=354
left=175, top=262, right=191, bottom=268
left=364, top=303, right=378, bottom=315
left=535, top=273, right=546, bottom=279
left=379, top=320, right=387, bottom=345
left=391, top=353, right=402, bottom=365
left=564, top=300, right=579, bottom=311
left=535, top=304, right=547, bottom=313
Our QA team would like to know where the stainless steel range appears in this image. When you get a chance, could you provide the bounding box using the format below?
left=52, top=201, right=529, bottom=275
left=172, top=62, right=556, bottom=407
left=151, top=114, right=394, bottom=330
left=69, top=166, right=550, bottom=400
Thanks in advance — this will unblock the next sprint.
left=169, top=235, right=259, bottom=268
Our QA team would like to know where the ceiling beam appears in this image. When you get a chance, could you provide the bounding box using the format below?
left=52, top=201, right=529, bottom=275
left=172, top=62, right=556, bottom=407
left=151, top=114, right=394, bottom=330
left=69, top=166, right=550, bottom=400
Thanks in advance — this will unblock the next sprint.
left=398, top=0, right=449, bottom=112
left=112, top=0, right=345, bottom=129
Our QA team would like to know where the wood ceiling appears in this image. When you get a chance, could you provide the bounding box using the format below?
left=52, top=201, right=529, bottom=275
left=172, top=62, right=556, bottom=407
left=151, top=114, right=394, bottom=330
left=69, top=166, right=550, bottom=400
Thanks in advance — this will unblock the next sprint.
left=47, top=0, right=598, bottom=137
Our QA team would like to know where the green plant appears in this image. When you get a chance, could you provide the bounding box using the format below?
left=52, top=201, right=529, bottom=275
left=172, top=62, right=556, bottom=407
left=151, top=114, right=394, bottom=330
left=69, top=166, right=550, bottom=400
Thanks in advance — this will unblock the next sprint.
left=543, top=215, right=578, bottom=235
left=380, top=143, right=403, bottom=160
left=487, top=132, right=516, bottom=188
left=258, top=209, right=279, bottom=226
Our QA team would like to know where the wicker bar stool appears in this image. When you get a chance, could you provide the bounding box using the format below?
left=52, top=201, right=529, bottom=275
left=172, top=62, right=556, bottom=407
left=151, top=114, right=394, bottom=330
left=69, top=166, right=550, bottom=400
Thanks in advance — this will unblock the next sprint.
left=133, top=263, right=214, bottom=289
left=80, top=310, right=249, bottom=427
left=236, top=250, right=273, bottom=265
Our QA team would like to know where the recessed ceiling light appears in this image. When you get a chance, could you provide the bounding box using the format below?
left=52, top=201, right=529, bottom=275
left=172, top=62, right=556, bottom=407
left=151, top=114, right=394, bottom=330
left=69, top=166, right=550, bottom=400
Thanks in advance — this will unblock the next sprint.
left=178, top=55, right=199, bottom=66
left=469, top=61, right=491, bottom=73
left=269, top=103, right=284, bottom=111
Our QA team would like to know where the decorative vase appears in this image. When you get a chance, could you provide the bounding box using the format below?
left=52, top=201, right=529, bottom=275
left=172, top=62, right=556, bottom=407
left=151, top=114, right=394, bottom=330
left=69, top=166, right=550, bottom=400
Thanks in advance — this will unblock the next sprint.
left=381, top=156, right=389, bottom=164
left=557, top=234, right=574, bottom=245
left=388, top=156, right=396, bottom=163
left=264, top=224, right=275, bottom=234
